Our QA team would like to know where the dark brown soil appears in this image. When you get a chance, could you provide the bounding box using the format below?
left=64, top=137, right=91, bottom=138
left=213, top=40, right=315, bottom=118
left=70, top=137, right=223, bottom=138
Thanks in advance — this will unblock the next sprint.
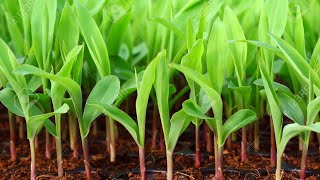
left=1, top=116, right=320, bottom=180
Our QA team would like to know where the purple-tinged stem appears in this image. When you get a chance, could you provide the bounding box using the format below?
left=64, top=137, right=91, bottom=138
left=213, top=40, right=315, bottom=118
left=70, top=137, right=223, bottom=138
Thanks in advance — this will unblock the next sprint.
left=216, top=146, right=223, bottom=180
left=9, top=111, right=16, bottom=161
left=195, top=125, right=201, bottom=168
left=82, top=137, right=91, bottom=180
left=270, top=118, right=276, bottom=167
left=254, top=120, right=260, bottom=151
left=205, top=124, right=213, bottom=153
left=17, top=116, right=25, bottom=139
left=241, top=126, right=247, bottom=161
left=139, top=147, right=146, bottom=180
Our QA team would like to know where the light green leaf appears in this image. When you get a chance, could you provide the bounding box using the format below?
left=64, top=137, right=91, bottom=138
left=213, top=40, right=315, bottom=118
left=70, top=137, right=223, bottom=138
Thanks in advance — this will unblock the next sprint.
left=265, top=0, right=288, bottom=37
left=88, top=103, right=139, bottom=145
left=222, top=109, right=257, bottom=145
left=27, top=104, right=69, bottom=139
left=31, top=0, right=57, bottom=69
left=167, top=110, right=193, bottom=152
left=82, top=76, right=120, bottom=137
left=13, top=64, right=83, bottom=127
left=277, top=91, right=304, bottom=125
left=57, top=2, right=80, bottom=59
left=182, top=99, right=213, bottom=120
left=153, top=51, right=169, bottom=144
left=207, top=17, right=228, bottom=93
left=0, top=88, right=24, bottom=117
left=307, top=97, right=320, bottom=126
left=75, top=0, right=110, bottom=77
left=260, top=62, right=283, bottom=146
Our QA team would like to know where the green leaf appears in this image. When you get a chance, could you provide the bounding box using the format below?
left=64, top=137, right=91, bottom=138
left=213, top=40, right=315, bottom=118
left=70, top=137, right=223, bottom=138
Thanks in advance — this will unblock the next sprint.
left=270, top=34, right=320, bottom=96
left=170, top=63, right=223, bottom=118
left=207, top=17, right=228, bottom=93
left=152, top=51, right=169, bottom=144
left=254, top=78, right=291, bottom=93
left=0, top=88, right=24, bottom=117
left=57, top=1, right=80, bottom=59
left=223, top=6, right=246, bottom=82
left=310, top=39, right=320, bottom=70
left=265, top=0, right=288, bottom=37
left=114, top=71, right=144, bottom=107
left=277, top=91, right=304, bottom=125
left=294, top=5, right=306, bottom=59
left=88, top=103, right=139, bottom=145
left=31, top=0, right=57, bottom=69
left=107, top=13, right=132, bottom=56
left=278, top=123, right=309, bottom=156
left=153, top=18, right=185, bottom=39
left=27, top=104, right=69, bottom=139
left=259, top=62, right=283, bottom=146
left=307, top=97, right=320, bottom=126
left=13, top=64, right=83, bottom=130
left=222, top=109, right=257, bottom=145
left=182, top=99, right=213, bottom=120
left=3, top=11, right=24, bottom=56
left=75, top=0, right=110, bottom=77
left=82, top=75, right=120, bottom=138
left=167, top=110, right=192, bottom=152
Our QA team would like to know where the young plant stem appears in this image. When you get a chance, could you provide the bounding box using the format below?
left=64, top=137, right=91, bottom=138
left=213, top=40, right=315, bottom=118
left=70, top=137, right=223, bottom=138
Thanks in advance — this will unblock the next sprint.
left=300, top=140, right=309, bottom=179
left=205, top=124, right=213, bottom=153
left=42, top=79, right=51, bottom=159
left=195, top=125, right=201, bottom=168
left=166, top=150, right=173, bottom=180
left=35, top=136, right=39, bottom=150
left=8, top=111, right=16, bottom=161
left=216, top=146, right=224, bottom=180
left=151, top=105, right=158, bottom=149
left=45, top=130, right=51, bottom=159
left=226, top=137, right=232, bottom=150
left=56, top=115, right=63, bottom=177
left=106, top=117, right=110, bottom=152
left=139, top=147, right=146, bottom=180
left=276, top=154, right=282, bottom=180
left=254, top=120, right=260, bottom=150
left=109, top=118, right=116, bottom=162
left=17, top=116, right=25, bottom=139
left=92, top=121, right=98, bottom=137
left=270, top=118, right=276, bottom=167
left=214, top=134, right=218, bottom=176
left=81, top=137, right=91, bottom=180
left=68, top=115, right=78, bottom=158
left=249, top=124, right=253, bottom=144
left=29, top=138, right=36, bottom=180
left=241, top=126, right=247, bottom=161
left=299, top=136, right=303, bottom=151
left=56, top=137, right=63, bottom=177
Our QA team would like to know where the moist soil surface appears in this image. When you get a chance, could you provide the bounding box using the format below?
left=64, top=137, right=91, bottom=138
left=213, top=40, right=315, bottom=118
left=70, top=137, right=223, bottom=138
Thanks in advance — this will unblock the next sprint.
left=1, top=117, right=320, bottom=180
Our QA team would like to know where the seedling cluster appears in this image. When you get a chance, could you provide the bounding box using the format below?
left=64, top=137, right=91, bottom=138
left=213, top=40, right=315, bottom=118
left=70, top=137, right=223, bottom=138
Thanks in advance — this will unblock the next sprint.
left=0, top=0, right=319, bottom=179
